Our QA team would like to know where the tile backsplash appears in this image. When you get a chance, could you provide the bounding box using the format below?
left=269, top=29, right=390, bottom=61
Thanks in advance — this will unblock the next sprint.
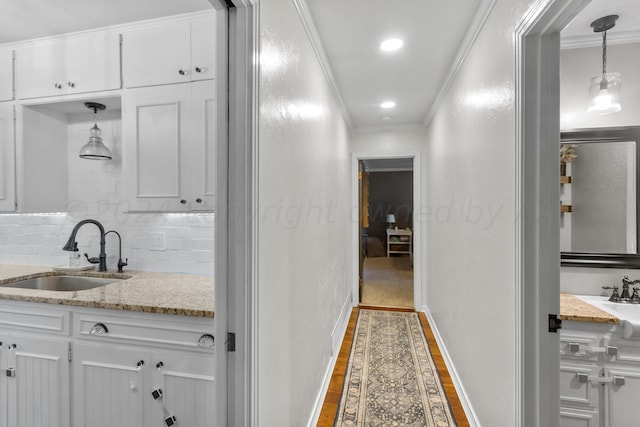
left=0, top=115, right=214, bottom=275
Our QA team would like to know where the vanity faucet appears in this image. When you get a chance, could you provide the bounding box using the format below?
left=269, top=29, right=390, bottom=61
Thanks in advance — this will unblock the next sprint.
left=106, top=230, right=128, bottom=273
left=62, top=219, right=107, bottom=272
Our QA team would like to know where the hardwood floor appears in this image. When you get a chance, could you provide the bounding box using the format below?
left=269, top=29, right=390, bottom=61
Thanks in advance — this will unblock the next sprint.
left=317, top=307, right=470, bottom=427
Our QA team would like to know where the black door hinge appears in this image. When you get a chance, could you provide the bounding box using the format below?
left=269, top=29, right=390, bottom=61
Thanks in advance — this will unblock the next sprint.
left=549, top=314, right=562, bottom=333
left=227, top=332, right=236, bottom=352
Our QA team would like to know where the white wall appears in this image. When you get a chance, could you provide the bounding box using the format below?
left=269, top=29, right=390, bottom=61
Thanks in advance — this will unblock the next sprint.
left=560, top=43, right=640, bottom=293
left=257, top=0, right=353, bottom=425
left=421, top=0, right=543, bottom=425
left=0, top=112, right=214, bottom=274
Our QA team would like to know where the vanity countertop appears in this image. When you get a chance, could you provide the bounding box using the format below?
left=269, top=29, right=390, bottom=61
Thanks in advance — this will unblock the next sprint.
left=560, top=292, right=619, bottom=324
left=0, top=265, right=214, bottom=317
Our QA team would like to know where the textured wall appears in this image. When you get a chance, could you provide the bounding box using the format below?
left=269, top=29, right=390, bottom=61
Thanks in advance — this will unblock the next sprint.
left=0, top=115, right=214, bottom=274
left=257, top=0, right=353, bottom=425
left=422, top=0, right=546, bottom=424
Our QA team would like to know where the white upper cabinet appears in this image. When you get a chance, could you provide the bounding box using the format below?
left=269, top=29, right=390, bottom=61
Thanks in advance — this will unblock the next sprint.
left=122, top=80, right=215, bottom=212
left=0, top=48, right=13, bottom=101
left=14, top=32, right=120, bottom=99
left=122, top=13, right=215, bottom=88
left=0, top=103, right=15, bottom=212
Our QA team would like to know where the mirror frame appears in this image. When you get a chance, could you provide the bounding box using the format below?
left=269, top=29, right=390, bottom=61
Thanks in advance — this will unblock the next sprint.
left=561, top=126, right=640, bottom=269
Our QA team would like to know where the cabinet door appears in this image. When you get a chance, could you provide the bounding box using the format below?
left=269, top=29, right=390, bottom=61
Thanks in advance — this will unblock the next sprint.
left=0, top=48, right=12, bottom=101
left=606, top=364, right=640, bottom=427
left=123, top=84, right=190, bottom=211
left=15, top=41, right=66, bottom=99
left=4, top=336, right=70, bottom=427
left=190, top=15, right=216, bottom=82
left=150, top=352, right=215, bottom=427
left=560, top=407, right=600, bottom=427
left=65, top=32, right=121, bottom=94
left=122, top=21, right=191, bottom=88
left=73, top=343, right=148, bottom=427
left=0, top=103, right=15, bottom=212
left=188, top=80, right=215, bottom=210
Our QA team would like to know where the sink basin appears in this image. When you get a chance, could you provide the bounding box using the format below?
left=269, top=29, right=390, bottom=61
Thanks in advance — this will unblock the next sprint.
left=0, top=275, right=122, bottom=292
left=576, top=295, right=640, bottom=338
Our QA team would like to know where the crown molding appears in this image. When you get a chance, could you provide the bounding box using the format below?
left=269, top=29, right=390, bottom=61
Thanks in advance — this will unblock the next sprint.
left=422, top=0, right=497, bottom=128
left=561, top=30, right=640, bottom=49
left=292, top=0, right=354, bottom=129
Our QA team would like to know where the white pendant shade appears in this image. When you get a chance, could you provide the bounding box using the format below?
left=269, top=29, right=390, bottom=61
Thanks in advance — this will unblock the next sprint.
left=587, top=72, right=622, bottom=115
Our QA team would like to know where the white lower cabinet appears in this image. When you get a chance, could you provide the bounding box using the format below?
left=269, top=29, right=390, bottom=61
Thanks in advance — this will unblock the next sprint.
left=560, top=320, right=640, bottom=427
left=0, top=301, right=214, bottom=427
left=4, top=336, right=71, bottom=427
left=72, top=343, right=147, bottom=427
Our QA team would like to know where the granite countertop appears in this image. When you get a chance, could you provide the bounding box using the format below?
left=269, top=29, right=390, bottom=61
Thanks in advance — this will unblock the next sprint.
left=0, top=265, right=214, bottom=318
left=560, top=292, right=619, bottom=324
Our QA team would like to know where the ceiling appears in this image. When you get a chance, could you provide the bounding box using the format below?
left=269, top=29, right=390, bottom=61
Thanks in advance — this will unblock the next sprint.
left=0, top=0, right=638, bottom=133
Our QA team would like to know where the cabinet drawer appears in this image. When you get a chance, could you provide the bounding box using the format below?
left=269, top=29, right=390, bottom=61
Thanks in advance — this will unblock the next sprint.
left=560, top=407, right=600, bottom=427
left=560, top=330, right=604, bottom=361
left=0, top=302, right=70, bottom=335
left=560, top=362, right=600, bottom=409
left=74, top=310, right=214, bottom=352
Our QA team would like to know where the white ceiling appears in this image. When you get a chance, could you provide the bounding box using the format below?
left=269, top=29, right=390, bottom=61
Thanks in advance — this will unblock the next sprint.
left=0, top=0, right=638, bottom=132
left=305, top=0, right=485, bottom=131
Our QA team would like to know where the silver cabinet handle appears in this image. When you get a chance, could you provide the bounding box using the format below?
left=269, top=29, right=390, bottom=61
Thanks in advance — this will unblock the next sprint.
left=198, top=334, right=214, bottom=348
left=67, top=81, right=75, bottom=88
left=194, top=66, right=204, bottom=73
left=89, top=323, right=109, bottom=335
left=178, top=69, right=190, bottom=76
left=54, top=83, right=63, bottom=89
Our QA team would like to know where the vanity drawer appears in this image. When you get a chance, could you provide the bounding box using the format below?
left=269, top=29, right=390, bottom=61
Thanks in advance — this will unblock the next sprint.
left=73, top=308, right=214, bottom=353
left=0, top=301, right=70, bottom=335
left=560, top=362, right=601, bottom=409
left=560, top=330, right=605, bottom=361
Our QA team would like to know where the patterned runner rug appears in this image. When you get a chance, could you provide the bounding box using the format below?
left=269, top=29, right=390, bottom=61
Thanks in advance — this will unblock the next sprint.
left=335, top=310, right=457, bottom=427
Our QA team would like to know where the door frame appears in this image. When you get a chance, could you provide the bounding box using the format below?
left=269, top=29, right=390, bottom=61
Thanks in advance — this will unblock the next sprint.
left=215, top=0, right=259, bottom=426
left=515, top=0, right=590, bottom=424
left=351, top=151, right=422, bottom=310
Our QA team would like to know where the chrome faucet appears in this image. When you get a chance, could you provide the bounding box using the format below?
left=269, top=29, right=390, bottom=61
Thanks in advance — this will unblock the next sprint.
left=62, top=219, right=108, bottom=272
left=603, top=276, right=640, bottom=303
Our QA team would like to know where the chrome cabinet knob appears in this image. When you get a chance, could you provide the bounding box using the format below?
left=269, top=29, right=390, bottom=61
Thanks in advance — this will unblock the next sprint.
left=178, top=69, right=189, bottom=76
left=89, top=323, right=109, bottom=336
left=198, top=334, right=214, bottom=348
left=194, top=66, right=204, bottom=73
left=67, top=81, right=75, bottom=88
left=54, top=83, right=63, bottom=89
left=195, top=198, right=203, bottom=204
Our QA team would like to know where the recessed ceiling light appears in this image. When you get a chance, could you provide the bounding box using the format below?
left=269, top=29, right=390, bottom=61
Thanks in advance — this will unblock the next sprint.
left=380, top=38, right=403, bottom=52
left=380, top=101, right=396, bottom=109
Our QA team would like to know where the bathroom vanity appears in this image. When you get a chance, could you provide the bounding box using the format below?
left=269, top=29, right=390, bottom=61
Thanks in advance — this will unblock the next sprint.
left=560, top=293, right=640, bottom=427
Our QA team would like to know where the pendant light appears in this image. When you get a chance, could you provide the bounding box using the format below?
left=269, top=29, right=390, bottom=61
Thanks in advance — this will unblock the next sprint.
left=79, top=102, right=112, bottom=160
left=587, top=15, right=622, bottom=115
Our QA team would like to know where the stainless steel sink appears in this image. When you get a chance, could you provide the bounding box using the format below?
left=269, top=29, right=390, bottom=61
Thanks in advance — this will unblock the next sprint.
left=0, top=275, right=123, bottom=291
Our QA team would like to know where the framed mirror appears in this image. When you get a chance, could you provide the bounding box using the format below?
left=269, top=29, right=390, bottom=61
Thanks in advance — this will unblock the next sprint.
left=560, top=127, right=640, bottom=268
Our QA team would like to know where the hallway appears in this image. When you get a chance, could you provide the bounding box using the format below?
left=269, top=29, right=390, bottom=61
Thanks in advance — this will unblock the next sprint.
left=317, top=307, right=469, bottom=426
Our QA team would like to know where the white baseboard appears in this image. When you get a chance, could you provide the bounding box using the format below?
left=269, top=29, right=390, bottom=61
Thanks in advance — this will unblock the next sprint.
left=421, top=305, right=481, bottom=427
left=306, top=294, right=353, bottom=427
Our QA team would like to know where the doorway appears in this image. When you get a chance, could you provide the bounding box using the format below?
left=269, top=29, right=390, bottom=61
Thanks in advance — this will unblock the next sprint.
left=359, top=158, right=414, bottom=308
left=352, top=153, right=422, bottom=311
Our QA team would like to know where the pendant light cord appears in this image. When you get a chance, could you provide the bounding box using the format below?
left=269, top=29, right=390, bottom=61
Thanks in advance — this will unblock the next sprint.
left=601, top=30, right=607, bottom=75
